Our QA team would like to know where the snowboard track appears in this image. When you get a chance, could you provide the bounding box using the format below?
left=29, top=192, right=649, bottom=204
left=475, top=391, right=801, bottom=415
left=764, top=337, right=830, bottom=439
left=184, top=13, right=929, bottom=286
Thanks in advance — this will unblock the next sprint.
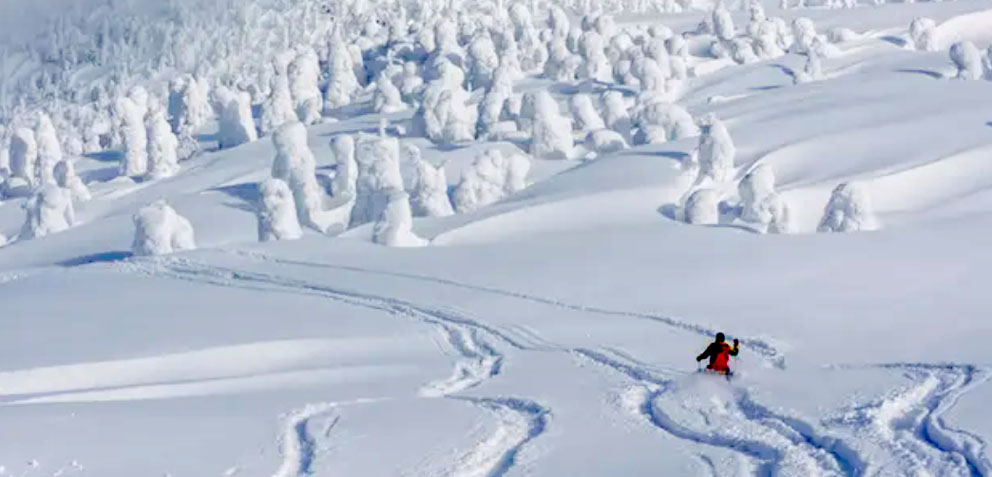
left=118, top=257, right=548, bottom=477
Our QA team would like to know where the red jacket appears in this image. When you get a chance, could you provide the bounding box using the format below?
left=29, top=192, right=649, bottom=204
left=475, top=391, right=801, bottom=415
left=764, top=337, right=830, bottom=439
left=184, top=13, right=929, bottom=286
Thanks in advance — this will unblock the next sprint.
left=696, top=341, right=739, bottom=372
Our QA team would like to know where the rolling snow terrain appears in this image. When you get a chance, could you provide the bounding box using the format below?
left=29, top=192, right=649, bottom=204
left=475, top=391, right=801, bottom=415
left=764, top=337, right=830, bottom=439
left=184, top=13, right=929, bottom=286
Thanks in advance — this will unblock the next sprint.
left=0, top=0, right=991, bottom=476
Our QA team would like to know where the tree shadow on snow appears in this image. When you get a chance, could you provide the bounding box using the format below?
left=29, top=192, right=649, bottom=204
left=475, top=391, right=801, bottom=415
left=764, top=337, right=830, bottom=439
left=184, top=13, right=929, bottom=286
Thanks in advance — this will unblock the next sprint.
left=210, top=183, right=260, bottom=213
left=80, top=167, right=121, bottom=184
left=880, top=36, right=908, bottom=48
left=58, top=251, right=133, bottom=267
left=895, top=68, right=943, bottom=80
left=85, top=150, right=123, bottom=163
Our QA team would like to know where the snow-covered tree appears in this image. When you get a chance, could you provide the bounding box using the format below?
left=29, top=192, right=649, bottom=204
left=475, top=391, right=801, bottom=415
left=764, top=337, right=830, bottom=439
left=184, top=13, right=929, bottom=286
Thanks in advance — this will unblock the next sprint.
left=54, top=160, right=90, bottom=202
left=117, top=97, right=149, bottom=178
left=35, top=113, right=62, bottom=185
left=909, top=18, right=938, bottom=52
left=352, top=133, right=405, bottom=227
left=713, top=5, right=736, bottom=42
left=413, top=61, right=477, bottom=144
left=453, top=149, right=531, bottom=213
left=257, top=178, right=302, bottom=242
left=21, top=184, right=75, bottom=239
left=602, top=90, right=633, bottom=138
left=213, top=87, right=257, bottom=149
left=530, top=91, right=573, bottom=159
left=272, top=122, right=337, bottom=232
left=288, top=47, right=323, bottom=124
left=477, top=65, right=515, bottom=140
left=738, top=164, right=790, bottom=232
left=794, top=48, right=824, bottom=84
left=584, top=129, right=629, bottom=156
left=9, top=127, right=38, bottom=187
left=132, top=200, right=196, bottom=256
left=146, top=104, right=180, bottom=180
left=168, top=74, right=210, bottom=137
left=324, top=30, right=361, bottom=113
left=373, top=190, right=428, bottom=247
left=330, top=134, right=357, bottom=199
left=372, top=70, right=407, bottom=114
left=818, top=182, right=877, bottom=232
left=571, top=94, right=606, bottom=132
left=683, top=188, right=721, bottom=225
left=469, top=34, right=500, bottom=90
left=578, top=30, right=613, bottom=83
left=689, top=114, right=735, bottom=183
left=633, top=99, right=698, bottom=145
left=403, top=144, right=453, bottom=217
left=950, top=41, right=983, bottom=80
left=791, top=18, right=818, bottom=54
left=260, top=73, right=297, bottom=137
left=399, top=62, right=425, bottom=105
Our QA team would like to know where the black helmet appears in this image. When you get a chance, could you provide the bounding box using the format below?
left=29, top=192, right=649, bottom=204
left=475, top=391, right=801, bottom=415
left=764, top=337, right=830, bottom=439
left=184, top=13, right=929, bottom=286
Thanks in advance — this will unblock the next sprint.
left=715, top=332, right=725, bottom=342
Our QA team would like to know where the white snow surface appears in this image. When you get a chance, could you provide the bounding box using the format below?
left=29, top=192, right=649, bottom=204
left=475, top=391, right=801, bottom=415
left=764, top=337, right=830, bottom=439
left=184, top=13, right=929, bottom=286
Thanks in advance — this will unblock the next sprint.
left=1, top=2, right=992, bottom=477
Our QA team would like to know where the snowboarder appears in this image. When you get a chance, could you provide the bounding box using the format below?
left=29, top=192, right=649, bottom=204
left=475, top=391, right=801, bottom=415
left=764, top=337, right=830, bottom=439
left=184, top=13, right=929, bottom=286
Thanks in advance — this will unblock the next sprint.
left=696, top=332, right=739, bottom=376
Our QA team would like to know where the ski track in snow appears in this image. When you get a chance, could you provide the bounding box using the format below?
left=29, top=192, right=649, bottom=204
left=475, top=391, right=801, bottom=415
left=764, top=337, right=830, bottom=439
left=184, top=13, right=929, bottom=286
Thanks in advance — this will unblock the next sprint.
left=115, top=257, right=548, bottom=477
left=228, top=251, right=787, bottom=368
left=112, top=256, right=991, bottom=477
left=826, top=364, right=992, bottom=477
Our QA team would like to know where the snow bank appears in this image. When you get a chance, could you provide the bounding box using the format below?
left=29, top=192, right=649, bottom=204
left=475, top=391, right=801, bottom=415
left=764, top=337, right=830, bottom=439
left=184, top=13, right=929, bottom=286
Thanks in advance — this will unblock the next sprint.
left=818, top=182, right=878, bottom=232
left=21, top=184, right=75, bottom=239
left=257, top=178, right=302, bottom=242
left=132, top=200, right=196, bottom=256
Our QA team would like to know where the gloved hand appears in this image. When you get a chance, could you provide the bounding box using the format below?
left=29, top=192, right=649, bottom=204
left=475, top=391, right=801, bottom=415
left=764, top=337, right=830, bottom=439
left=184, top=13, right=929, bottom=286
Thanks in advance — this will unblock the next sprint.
left=733, top=338, right=739, bottom=347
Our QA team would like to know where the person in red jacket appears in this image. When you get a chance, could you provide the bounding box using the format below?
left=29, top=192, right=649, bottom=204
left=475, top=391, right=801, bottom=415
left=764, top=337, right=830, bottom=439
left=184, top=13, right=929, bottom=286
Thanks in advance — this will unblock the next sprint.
left=696, top=332, right=739, bottom=375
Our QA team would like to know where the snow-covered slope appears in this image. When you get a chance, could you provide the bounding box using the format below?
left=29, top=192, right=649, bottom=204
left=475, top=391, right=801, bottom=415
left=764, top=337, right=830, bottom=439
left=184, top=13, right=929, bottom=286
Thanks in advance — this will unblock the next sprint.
left=1, top=0, right=992, bottom=476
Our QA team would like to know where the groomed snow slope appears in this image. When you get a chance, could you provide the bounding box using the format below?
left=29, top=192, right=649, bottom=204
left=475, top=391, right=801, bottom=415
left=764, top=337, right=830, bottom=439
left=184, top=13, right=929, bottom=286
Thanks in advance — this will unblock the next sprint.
left=1, top=1, right=992, bottom=476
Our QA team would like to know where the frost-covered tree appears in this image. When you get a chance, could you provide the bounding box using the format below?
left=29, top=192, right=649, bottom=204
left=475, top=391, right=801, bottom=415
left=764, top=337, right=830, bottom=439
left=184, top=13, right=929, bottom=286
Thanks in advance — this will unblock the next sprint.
left=469, top=34, right=500, bottom=90
left=35, top=113, right=62, bottom=185
left=168, top=74, right=209, bottom=137
left=132, top=200, right=196, bottom=256
left=683, top=188, right=721, bottom=225
left=795, top=48, right=824, bottom=84
left=257, top=178, right=302, bottom=242
left=351, top=133, right=405, bottom=227
left=752, top=20, right=787, bottom=59
left=272, top=122, right=337, bottom=232
left=909, top=18, right=938, bottom=52
left=260, top=73, right=298, bottom=137
left=54, top=160, right=91, bottom=202
left=791, top=18, right=818, bottom=54
left=453, top=149, right=531, bottom=213
left=584, top=129, right=629, bottom=156
left=117, top=97, right=149, bottom=178
left=602, top=90, right=633, bottom=139
left=145, top=102, right=181, bottom=180
left=403, top=144, right=453, bottom=217
left=372, top=70, right=407, bottom=114
left=713, top=5, right=736, bottom=42
left=633, top=99, right=698, bottom=145
left=477, top=65, right=515, bottom=140
left=21, top=184, right=75, bottom=239
left=689, top=114, right=735, bottom=183
left=288, top=47, right=323, bottom=124
left=324, top=30, right=361, bottom=113
left=530, top=91, right=574, bottom=159
left=399, top=62, right=425, bottom=105
left=9, top=127, right=38, bottom=188
left=950, top=41, right=983, bottom=80
left=818, top=182, right=877, bottom=232
left=738, top=163, right=790, bottom=232
left=578, top=30, right=613, bottom=83
left=570, top=94, right=606, bottom=132
left=213, top=87, right=258, bottom=149
left=331, top=134, right=357, bottom=199
left=373, top=191, right=428, bottom=247
left=413, top=61, right=477, bottom=144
